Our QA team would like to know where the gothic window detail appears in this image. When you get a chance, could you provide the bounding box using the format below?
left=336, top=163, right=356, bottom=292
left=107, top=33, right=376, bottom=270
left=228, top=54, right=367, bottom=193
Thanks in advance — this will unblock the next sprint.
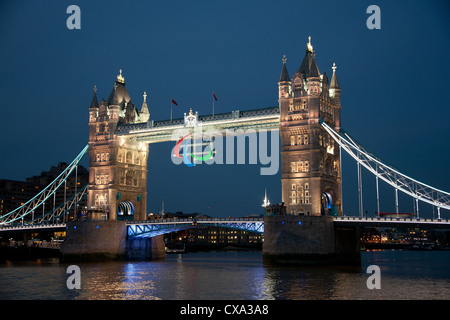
left=126, top=152, right=133, bottom=164
left=291, top=161, right=310, bottom=173
left=119, top=170, right=125, bottom=185
left=290, top=183, right=311, bottom=204
left=96, top=174, right=109, bottom=185
left=125, top=170, right=136, bottom=186
left=126, top=172, right=133, bottom=186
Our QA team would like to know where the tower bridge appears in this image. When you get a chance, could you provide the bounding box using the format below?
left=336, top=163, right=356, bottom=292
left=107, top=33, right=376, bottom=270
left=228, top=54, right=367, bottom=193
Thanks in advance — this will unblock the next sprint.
left=1, top=37, right=449, bottom=264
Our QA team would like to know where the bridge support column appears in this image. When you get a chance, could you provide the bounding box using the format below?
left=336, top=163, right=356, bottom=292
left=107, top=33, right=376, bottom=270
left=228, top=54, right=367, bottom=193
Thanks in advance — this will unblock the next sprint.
left=60, top=221, right=165, bottom=261
left=262, top=215, right=360, bottom=265
left=126, top=236, right=165, bottom=261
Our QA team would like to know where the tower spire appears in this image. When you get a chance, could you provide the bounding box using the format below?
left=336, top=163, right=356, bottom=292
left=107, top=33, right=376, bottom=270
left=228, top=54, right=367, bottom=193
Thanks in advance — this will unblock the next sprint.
left=116, top=69, right=125, bottom=84
left=262, top=188, right=270, bottom=208
left=90, top=85, right=99, bottom=108
left=279, top=54, right=290, bottom=82
left=140, top=91, right=150, bottom=122
left=298, top=36, right=320, bottom=79
left=307, top=36, right=314, bottom=53
left=330, top=62, right=340, bottom=90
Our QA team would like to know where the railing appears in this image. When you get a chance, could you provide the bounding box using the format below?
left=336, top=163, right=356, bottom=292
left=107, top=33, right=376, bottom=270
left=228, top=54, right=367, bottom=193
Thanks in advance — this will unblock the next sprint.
left=115, top=107, right=280, bottom=135
left=0, top=223, right=66, bottom=231
left=127, top=217, right=264, bottom=225
left=334, top=216, right=450, bottom=225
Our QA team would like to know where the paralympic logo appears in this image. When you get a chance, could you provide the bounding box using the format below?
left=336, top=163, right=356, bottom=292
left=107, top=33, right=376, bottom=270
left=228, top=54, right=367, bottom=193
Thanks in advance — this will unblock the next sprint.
left=173, top=133, right=214, bottom=167
left=171, top=128, right=279, bottom=175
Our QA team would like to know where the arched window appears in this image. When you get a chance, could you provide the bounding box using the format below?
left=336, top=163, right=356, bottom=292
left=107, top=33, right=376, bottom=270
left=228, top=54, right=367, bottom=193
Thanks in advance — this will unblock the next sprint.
left=126, top=152, right=133, bottom=163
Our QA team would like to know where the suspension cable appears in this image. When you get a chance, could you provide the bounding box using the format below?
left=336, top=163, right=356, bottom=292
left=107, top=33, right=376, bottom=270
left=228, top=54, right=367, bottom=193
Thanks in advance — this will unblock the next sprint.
left=320, top=119, right=450, bottom=212
left=0, top=144, right=89, bottom=225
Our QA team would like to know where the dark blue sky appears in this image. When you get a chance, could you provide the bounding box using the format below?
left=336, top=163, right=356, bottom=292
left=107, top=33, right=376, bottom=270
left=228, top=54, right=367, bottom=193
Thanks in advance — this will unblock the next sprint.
left=0, top=0, right=449, bottom=218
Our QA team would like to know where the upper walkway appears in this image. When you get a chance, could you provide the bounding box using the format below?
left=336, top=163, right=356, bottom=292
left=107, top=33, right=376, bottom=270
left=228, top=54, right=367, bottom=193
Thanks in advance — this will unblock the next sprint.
left=115, top=107, right=280, bottom=143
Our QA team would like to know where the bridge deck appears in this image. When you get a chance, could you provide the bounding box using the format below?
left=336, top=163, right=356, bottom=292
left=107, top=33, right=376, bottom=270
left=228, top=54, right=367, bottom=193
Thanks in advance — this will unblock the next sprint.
left=1, top=216, right=448, bottom=235
left=115, top=107, right=280, bottom=143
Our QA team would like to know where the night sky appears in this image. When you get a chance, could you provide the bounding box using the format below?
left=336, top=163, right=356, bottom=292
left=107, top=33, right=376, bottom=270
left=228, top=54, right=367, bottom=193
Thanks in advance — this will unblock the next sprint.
left=1, top=0, right=449, bottom=219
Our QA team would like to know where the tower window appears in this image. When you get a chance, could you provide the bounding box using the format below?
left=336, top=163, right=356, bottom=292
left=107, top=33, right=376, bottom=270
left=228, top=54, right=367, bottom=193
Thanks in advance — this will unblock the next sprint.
left=126, top=152, right=133, bottom=163
left=290, top=136, right=295, bottom=146
left=303, top=135, right=309, bottom=145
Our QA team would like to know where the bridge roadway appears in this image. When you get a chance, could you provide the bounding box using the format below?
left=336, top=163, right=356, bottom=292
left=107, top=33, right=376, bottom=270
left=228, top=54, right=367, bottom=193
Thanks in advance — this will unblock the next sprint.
left=0, top=216, right=449, bottom=237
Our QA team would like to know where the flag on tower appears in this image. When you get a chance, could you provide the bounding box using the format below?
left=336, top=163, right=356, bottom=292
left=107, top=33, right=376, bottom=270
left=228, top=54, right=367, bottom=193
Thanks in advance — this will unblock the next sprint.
left=171, top=98, right=178, bottom=106
left=213, top=92, right=218, bottom=101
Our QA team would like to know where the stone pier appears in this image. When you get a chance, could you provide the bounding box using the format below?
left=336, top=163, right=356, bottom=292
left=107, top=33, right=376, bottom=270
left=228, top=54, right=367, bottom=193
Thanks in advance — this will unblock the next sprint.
left=60, top=221, right=165, bottom=261
left=262, top=215, right=360, bottom=265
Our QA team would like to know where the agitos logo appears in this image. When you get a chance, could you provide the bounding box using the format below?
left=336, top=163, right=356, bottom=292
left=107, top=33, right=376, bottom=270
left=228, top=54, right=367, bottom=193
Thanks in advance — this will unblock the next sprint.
left=173, top=133, right=213, bottom=167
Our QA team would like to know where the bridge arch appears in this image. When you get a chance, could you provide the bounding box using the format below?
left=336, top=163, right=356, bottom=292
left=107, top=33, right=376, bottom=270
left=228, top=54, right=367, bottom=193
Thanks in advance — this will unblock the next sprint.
left=117, top=201, right=134, bottom=220
left=321, top=188, right=337, bottom=216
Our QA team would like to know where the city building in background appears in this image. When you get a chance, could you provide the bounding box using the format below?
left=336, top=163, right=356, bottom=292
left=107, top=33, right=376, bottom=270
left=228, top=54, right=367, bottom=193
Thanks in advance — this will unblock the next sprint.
left=0, top=162, right=88, bottom=221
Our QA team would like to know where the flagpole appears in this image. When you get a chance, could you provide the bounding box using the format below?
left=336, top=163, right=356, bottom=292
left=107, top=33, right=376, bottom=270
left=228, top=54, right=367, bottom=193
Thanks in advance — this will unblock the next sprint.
left=212, top=92, right=215, bottom=119
left=170, top=97, right=173, bottom=122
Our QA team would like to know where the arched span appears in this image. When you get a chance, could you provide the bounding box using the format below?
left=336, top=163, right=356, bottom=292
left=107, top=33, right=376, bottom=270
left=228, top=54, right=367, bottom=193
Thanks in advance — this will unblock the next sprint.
left=118, top=201, right=134, bottom=220
left=127, top=218, right=264, bottom=238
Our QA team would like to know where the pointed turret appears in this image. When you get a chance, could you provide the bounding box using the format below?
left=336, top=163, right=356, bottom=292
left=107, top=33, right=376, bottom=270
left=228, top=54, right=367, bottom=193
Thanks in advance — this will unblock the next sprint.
left=90, top=85, right=99, bottom=109
left=140, top=91, right=150, bottom=122
left=308, top=57, right=320, bottom=79
left=107, top=69, right=131, bottom=108
left=278, top=55, right=291, bottom=101
left=298, top=36, right=320, bottom=79
left=279, top=55, right=290, bottom=82
left=330, top=63, right=340, bottom=90
left=329, top=62, right=341, bottom=105
left=124, top=100, right=137, bottom=124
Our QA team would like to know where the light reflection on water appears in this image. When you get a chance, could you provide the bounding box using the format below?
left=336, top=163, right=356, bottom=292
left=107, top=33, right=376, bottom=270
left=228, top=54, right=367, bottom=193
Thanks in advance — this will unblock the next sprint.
left=0, top=250, right=449, bottom=300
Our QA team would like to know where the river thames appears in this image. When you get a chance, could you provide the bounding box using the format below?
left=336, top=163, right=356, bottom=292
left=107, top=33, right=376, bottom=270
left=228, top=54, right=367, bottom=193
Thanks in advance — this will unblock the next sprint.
left=0, top=249, right=449, bottom=300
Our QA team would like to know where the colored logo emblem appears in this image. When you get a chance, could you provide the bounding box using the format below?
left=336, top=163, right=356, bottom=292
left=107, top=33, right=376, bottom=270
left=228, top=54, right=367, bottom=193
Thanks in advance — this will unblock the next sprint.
left=173, top=133, right=213, bottom=167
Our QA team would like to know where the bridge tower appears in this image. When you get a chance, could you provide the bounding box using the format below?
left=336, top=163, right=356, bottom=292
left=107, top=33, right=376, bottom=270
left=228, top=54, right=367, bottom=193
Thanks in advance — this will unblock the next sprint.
left=87, top=70, right=149, bottom=221
left=278, top=37, right=342, bottom=216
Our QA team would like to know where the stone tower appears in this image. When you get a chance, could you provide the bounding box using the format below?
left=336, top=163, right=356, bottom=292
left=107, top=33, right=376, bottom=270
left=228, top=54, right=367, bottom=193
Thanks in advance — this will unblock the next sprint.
left=88, top=70, right=150, bottom=221
left=279, top=37, right=342, bottom=216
